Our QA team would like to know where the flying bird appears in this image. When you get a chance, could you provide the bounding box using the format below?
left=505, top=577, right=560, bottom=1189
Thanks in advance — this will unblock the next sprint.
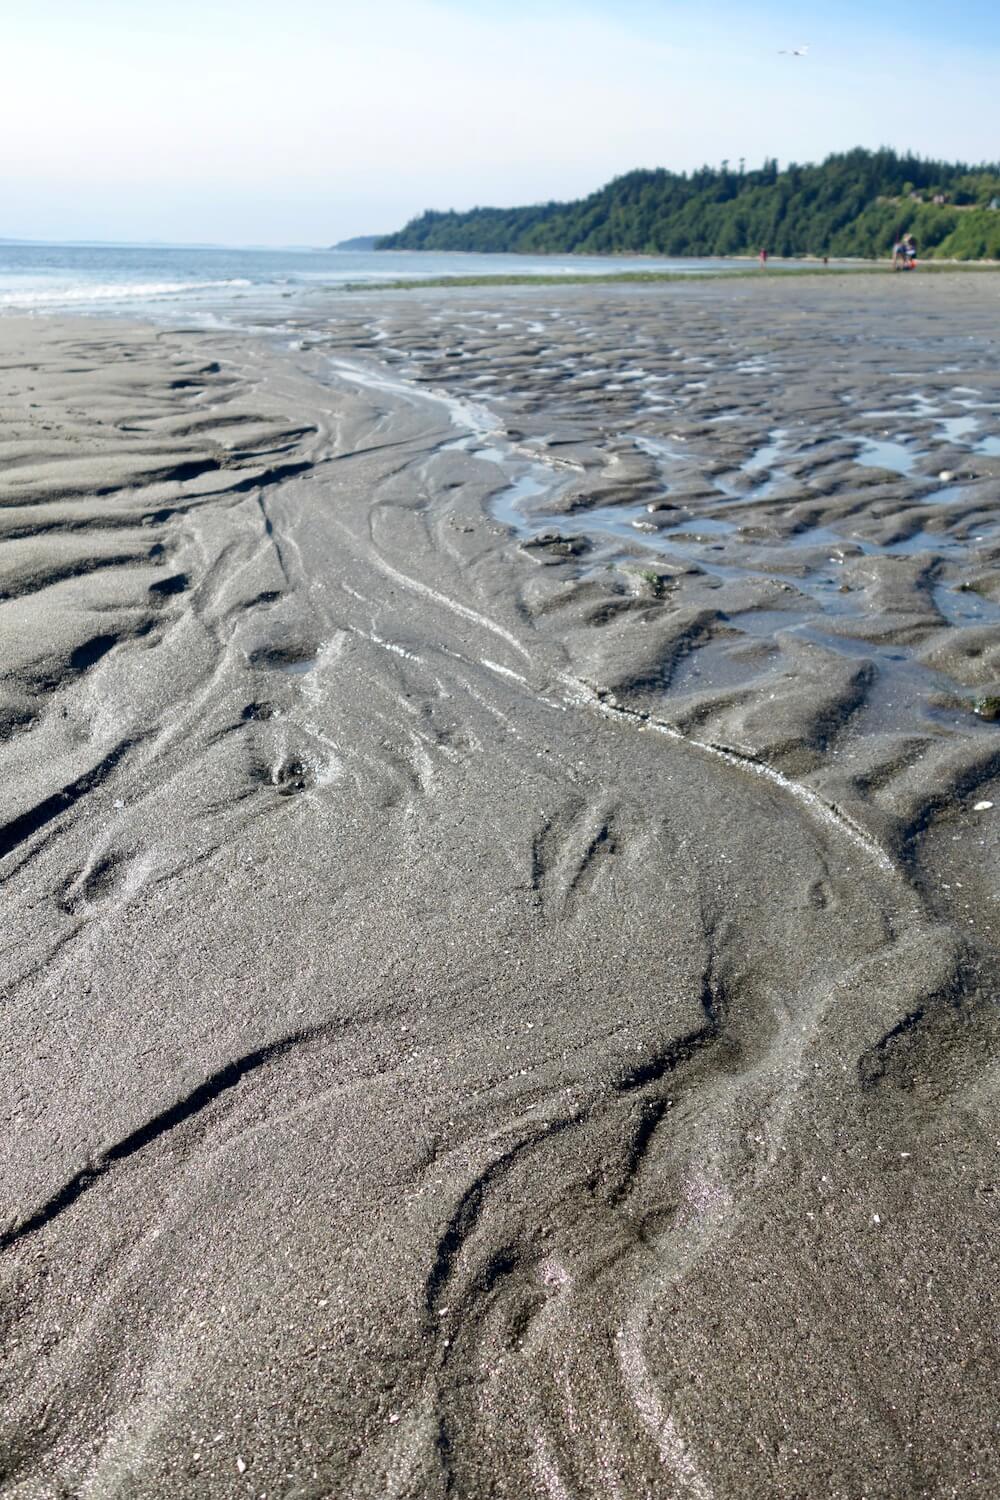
left=779, top=44, right=809, bottom=56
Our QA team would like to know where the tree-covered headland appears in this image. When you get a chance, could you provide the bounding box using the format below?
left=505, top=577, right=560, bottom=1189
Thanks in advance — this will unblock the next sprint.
left=377, top=149, right=1000, bottom=260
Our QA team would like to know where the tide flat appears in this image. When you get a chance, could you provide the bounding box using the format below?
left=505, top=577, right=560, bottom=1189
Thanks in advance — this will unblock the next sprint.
left=0, top=274, right=998, bottom=1499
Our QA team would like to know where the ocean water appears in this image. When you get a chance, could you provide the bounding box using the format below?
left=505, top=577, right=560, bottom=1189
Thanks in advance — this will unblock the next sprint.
left=0, top=241, right=811, bottom=318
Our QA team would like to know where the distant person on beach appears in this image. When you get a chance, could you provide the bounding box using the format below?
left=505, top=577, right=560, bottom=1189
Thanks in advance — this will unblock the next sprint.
left=893, top=233, right=917, bottom=271
left=759, top=247, right=769, bottom=267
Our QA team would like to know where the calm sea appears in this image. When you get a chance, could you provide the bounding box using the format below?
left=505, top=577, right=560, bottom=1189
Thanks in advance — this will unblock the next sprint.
left=0, top=241, right=802, bottom=318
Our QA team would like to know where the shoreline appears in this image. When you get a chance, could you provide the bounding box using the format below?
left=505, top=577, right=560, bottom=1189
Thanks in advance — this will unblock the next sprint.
left=4, top=245, right=999, bottom=325
left=340, top=260, right=1000, bottom=292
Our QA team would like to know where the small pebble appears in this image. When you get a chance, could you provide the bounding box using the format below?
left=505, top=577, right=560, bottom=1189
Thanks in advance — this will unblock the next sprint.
left=973, top=800, right=994, bottom=812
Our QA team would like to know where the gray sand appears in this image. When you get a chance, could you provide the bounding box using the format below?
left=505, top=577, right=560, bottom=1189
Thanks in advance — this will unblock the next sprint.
left=0, top=277, right=998, bottom=1498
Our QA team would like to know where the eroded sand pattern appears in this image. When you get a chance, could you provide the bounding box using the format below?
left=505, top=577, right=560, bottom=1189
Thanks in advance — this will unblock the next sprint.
left=1, top=276, right=998, bottom=1498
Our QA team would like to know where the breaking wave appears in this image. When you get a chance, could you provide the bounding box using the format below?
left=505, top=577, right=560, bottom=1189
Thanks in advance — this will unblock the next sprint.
left=0, top=278, right=253, bottom=309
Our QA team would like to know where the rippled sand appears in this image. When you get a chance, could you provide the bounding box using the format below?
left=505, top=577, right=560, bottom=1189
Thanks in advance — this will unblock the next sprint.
left=1, top=276, right=999, bottom=1498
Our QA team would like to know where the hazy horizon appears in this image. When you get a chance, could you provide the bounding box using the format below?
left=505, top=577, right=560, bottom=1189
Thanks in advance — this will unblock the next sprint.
left=5, top=0, right=999, bottom=246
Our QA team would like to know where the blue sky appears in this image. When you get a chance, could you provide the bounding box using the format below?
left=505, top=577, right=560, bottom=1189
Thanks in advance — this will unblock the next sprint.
left=3, top=0, right=998, bottom=244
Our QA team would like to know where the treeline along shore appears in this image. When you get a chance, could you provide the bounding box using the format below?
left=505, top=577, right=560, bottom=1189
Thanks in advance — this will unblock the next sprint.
left=377, top=147, right=1000, bottom=260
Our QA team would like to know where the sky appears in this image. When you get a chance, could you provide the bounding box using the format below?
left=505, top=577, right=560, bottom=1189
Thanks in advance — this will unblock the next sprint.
left=3, top=0, right=999, bottom=245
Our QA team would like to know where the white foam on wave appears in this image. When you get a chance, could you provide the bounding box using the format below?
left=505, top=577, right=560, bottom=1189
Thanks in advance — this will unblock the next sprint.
left=0, top=278, right=253, bottom=308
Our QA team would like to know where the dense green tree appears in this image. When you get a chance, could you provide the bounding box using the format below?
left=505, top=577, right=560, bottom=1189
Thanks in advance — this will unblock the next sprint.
left=377, top=149, right=1000, bottom=260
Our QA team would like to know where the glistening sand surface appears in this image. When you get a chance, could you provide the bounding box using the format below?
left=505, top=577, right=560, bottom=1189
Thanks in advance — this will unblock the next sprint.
left=1, top=276, right=999, bottom=1498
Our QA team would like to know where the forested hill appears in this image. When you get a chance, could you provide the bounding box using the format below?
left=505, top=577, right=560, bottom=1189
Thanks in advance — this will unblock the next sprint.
left=377, top=149, right=1000, bottom=260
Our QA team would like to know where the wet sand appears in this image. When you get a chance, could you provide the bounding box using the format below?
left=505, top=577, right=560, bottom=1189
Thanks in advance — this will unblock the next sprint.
left=1, top=276, right=999, bottom=1498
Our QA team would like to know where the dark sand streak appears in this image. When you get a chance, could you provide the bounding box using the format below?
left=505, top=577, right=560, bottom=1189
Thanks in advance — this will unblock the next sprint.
left=0, top=1025, right=331, bottom=1251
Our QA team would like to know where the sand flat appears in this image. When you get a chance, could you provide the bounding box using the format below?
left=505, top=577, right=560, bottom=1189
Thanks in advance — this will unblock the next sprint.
left=0, top=280, right=998, bottom=1497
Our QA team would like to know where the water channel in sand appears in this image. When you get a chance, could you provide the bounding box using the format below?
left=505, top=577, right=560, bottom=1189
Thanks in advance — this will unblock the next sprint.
left=320, top=326, right=1000, bottom=768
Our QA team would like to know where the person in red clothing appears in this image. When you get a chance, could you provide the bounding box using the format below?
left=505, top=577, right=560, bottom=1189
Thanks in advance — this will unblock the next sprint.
left=758, top=247, right=769, bottom=267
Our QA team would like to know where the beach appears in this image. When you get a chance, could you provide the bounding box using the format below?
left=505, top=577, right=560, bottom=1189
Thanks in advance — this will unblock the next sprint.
left=1, top=274, right=999, bottom=1497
